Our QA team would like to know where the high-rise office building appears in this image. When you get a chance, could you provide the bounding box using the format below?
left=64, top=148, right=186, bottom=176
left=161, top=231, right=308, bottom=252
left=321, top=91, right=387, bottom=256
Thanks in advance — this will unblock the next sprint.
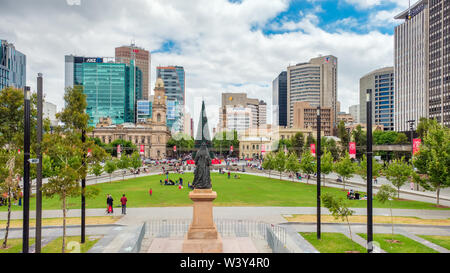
left=394, top=1, right=429, bottom=131
left=360, top=67, right=395, bottom=131
left=287, top=55, right=338, bottom=128
left=219, top=93, right=267, bottom=133
left=349, top=104, right=360, bottom=124
left=272, top=71, right=287, bottom=127
left=115, top=44, right=150, bottom=100
left=293, top=101, right=334, bottom=136
left=156, top=66, right=185, bottom=132
left=0, top=40, right=26, bottom=91
left=65, top=55, right=142, bottom=126
left=428, top=0, right=449, bottom=127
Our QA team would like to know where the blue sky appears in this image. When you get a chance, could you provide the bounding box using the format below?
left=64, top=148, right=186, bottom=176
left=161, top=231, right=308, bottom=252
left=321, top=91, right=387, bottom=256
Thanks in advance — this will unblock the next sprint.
left=261, top=0, right=399, bottom=35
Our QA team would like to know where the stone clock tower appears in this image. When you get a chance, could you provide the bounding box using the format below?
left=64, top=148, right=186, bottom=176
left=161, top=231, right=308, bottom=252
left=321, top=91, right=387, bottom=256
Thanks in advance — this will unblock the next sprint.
left=150, top=77, right=169, bottom=159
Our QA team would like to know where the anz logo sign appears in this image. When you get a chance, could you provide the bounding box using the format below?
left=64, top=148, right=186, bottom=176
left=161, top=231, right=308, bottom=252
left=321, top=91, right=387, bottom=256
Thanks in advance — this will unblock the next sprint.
left=84, top=57, right=103, bottom=63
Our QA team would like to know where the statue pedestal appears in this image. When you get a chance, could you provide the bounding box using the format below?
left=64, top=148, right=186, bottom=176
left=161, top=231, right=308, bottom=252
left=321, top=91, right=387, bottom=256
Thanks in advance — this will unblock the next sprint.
left=182, top=189, right=223, bottom=253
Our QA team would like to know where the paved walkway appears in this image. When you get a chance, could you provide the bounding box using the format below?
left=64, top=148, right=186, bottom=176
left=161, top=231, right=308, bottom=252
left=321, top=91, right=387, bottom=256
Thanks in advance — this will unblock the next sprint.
left=2, top=207, right=449, bottom=223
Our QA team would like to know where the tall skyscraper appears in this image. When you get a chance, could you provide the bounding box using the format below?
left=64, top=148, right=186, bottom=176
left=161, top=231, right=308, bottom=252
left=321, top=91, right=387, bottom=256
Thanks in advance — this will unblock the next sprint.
left=0, top=40, right=26, bottom=91
left=272, top=71, right=287, bottom=127
left=219, top=93, right=267, bottom=133
left=156, top=66, right=185, bottom=132
left=349, top=104, right=360, bottom=124
left=65, top=55, right=142, bottom=126
left=115, top=44, right=150, bottom=100
left=394, top=1, right=429, bottom=131
left=428, top=0, right=449, bottom=127
left=287, top=55, right=338, bottom=128
left=360, top=67, right=395, bottom=131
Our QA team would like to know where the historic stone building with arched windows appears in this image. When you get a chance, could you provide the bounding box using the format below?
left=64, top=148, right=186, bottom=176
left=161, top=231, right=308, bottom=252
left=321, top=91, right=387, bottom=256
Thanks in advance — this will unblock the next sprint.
left=92, top=77, right=170, bottom=159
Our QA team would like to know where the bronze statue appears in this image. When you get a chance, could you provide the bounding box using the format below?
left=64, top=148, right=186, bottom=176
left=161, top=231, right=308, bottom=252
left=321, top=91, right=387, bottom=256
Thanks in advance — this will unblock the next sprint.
left=193, top=142, right=212, bottom=189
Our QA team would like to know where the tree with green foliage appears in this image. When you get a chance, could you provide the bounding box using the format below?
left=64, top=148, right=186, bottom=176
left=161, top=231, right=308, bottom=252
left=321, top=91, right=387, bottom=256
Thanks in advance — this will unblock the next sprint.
left=117, top=155, right=131, bottom=180
left=413, top=122, right=450, bottom=205
left=41, top=132, right=101, bottom=253
left=212, top=131, right=239, bottom=157
left=286, top=152, right=301, bottom=181
left=299, top=150, right=316, bottom=184
left=385, top=157, right=413, bottom=198
left=321, top=137, right=339, bottom=161
left=416, top=117, right=437, bottom=139
left=351, top=125, right=366, bottom=159
left=376, top=184, right=397, bottom=244
left=337, top=120, right=350, bottom=157
left=106, top=139, right=136, bottom=157
left=291, top=132, right=305, bottom=157
left=262, top=152, right=275, bottom=178
left=0, top=150, right=21, bottom=249
left=130, top=152, right=142, bottom=177
left=333, top=151, right=356, bottom=190
left=357, top=154, right=383, bottom=181
left=0, top=87, right=42, bottom=248
left=320, top=148, right=333, bottom=186
left=305, top=134, right=316, bottom=150
left=168, top=132, right=195, bottom=156
left=104, top=159, right=117, bottom=183
left=322, top=193, right=355, bottom=240
left=89, top=162, right=103, bottom=183
left=274, top=151, right=287, bottom=180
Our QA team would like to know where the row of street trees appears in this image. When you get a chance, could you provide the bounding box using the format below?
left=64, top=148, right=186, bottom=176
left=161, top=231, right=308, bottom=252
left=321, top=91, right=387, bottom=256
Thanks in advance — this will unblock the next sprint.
left=261, top=118, right=450, bottom=206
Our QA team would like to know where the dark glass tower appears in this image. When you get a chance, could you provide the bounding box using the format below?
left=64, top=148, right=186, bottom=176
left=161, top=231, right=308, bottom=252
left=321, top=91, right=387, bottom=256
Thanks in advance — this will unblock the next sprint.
left=272, top=71, right=287, bottom=127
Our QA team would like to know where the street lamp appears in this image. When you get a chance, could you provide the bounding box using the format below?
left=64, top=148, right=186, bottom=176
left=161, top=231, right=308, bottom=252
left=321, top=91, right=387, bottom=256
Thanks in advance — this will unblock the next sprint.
left=366, top=89, right=373, bottom=253
left=35, top=73, right=43, bottom=253
left=316, top=106, right=321, bottom=240
left=407, top=120, right=417, bottom=190
left=22, top=86, right=31, bottom=253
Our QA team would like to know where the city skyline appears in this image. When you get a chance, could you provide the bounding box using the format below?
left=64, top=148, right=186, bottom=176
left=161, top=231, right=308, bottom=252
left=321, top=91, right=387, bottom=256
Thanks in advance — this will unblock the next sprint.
left=0, top=0, right=411, bottom=129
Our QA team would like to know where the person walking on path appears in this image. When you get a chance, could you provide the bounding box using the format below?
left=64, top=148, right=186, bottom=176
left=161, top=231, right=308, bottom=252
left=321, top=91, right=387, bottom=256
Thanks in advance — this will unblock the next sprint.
left=149, top=188, right=153, bottom=196
left=120, top=194, right=127, bottom=215
left=106, top=194, right=114, bottom=214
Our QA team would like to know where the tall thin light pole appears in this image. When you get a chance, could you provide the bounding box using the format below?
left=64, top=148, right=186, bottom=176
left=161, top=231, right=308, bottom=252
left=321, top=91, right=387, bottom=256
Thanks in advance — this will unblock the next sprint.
left=316, top=106, right=321, bottom=240
left=81, top=129, right=86, bottom=244
left=35, top=74, right=43, bottom=253
left=22, top=86, right=31, bottom=253
left=366, top=89, right=373, bottom=253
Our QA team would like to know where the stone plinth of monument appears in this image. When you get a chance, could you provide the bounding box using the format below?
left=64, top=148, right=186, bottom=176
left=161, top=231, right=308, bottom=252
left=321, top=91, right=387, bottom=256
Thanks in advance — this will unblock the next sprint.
left=182, top=188, right=223, bottom=253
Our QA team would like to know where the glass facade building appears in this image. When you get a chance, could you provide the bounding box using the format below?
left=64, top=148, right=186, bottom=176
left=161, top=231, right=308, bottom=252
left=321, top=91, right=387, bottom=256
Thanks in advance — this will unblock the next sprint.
left=137, top=100, right=152, bottom=123
left=360, top=67, right=395, bottom=131
left=65, top=55, right=142, bottom=126
left=0, top=40, right=26, bottom=91
left=156, top=66, right=185, bottom=132
left=272, top=71, right=287, bottom=127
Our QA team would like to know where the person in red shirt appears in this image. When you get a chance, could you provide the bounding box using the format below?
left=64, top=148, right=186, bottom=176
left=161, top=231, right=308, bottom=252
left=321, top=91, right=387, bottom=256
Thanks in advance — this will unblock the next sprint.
left=149, top=188, right=152, bottom=196
left=120, top=194, right=127, bottom=215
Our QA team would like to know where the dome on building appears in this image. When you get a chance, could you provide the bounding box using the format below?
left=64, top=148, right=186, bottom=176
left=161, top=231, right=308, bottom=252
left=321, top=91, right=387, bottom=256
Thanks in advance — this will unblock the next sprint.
left=155, top=77, right=164, bottom=88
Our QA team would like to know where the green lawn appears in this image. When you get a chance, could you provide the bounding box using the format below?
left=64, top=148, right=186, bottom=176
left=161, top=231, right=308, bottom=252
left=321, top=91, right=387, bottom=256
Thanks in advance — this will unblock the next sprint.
left=358, top=233, right=438, bottom=253
left=300, top=232, right=366, bottom=253
left=0, top=173, right=447, bottom=211
left=418, top=235, right=450, bottom=250
left=0, top=238, right=35, bottom=253
left=41, top=236, right=100, bottom=253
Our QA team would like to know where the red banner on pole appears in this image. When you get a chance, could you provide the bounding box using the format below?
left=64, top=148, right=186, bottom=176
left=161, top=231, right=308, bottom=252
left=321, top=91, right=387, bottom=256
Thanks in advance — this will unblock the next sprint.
left=413, top=139, right=421, bottom=155
left=140, top=145, right=144, bottom=154
left=230, top=145, right=233, bottom=152
left=173, top=145, right=177, bottom=152
left=349, top=142, right=356, bottom=159
left=117, top=145, right=121, bottom=158
left=310, top=143, right=316, bottom=157
left=261, top=144, right=266, bottom=153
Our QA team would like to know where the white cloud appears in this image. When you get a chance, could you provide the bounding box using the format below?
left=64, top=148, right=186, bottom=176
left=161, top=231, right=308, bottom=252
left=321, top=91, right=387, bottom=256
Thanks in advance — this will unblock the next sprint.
left=0, top=0, right=396, bottom=132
